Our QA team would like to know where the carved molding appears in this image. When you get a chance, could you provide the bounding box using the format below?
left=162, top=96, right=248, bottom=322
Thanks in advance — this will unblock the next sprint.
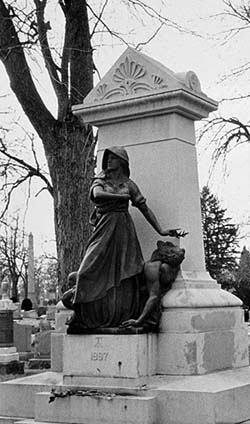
left=185, top=71, right=201, bottom=92
left=176, top=71, right=202, bottom=93
left=95, top=56, right=168, bottom=101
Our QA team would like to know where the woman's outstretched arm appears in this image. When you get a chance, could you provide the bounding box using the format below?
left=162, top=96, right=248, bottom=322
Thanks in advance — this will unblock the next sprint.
left=138, top=203, right=179, bottom=237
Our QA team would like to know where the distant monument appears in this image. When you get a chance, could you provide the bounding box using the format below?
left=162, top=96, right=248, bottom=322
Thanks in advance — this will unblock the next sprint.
left=20, top=233, right=37, bottom=318
left=27, top=232, right=37, bottom=309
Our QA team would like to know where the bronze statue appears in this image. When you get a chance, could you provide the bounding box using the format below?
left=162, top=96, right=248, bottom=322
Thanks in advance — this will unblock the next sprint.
left=63, top=146, right=184, bottom=332
left=121, top=241, right=185, bottom=330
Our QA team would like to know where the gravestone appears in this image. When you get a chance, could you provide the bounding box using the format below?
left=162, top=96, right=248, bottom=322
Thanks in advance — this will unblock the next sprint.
left=0, top=280, right=24, bottom=374
left=14, top=321, right=33, bottom=353
left=51, top=301, right=73, bottom=372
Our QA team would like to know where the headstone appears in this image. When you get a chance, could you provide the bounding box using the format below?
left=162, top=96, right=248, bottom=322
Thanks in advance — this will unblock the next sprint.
left=51, top=301, right=73, bottom=372
left=14, top=321, right=33, bottom=352
left=32, top=330, right=51, bottom=358
left=13, top=302, right=22, bottom=319
left=0, top=280, right=16, bottom=311
left=46, top=305, right=57, bottom=321
left=0, top=280, right=24, bottom=374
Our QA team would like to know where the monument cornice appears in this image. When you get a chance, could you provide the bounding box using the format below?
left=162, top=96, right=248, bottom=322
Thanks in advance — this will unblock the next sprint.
left=72, top=88, right=218, bottom=126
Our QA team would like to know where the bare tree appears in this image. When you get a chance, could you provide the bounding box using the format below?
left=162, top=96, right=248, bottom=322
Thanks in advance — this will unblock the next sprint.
left=34, top=255, right=59, bottom=304
left=199, top=0, right=250, bottom=167
left=0, top=126, right=53, bottom=219
left=0, top=216, right=28, bottom=300
left=0, top=0, right=189, bottom=288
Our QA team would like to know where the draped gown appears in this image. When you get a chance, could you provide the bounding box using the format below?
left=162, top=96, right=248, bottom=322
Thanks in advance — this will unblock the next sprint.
left=71, top=173, right=146, bottom=329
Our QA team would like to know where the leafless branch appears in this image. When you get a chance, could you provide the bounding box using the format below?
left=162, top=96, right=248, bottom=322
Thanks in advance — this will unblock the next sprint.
left=198, top=115, right=250, bottom=177
left=33, top=0, right=64, bottom=102
left=86, top=2, right=131, bottom=46
left=136, top=22, right=164, bottom=50
left=0, top=174, right=31, bottom=220
left=0, top=137, right=53, bottom=196
left=90, top=0, right=109, bottom=38
left=121, top=0, right=202, bottom=36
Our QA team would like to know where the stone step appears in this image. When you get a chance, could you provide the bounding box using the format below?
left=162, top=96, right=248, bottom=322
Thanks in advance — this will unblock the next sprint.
left=0, top=372, right=63, bottom=419
left=0, top=417, right=33, bottom=424
left=15, top=421, right=52, bottom=424
left=35, top=390, right=156, bottom=424
left=151, top=367, right=250, bottom=424
left=8, top=418, right=250, bottom=424
left=2, top=368, right=250, bottom=424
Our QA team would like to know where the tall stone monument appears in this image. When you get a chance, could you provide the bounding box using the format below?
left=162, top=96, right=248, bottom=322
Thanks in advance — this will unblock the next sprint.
left=1, top=48, right=250, bottom=424
left=27, top=232, right=36, bottom=308
left=73, top=47, right=248, bottom=375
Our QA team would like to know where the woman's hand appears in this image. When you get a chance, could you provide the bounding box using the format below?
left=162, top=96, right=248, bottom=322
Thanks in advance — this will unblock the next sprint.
left=120, top=319, right=140, bottom=328
left=160, top=229, right=188, bottom=238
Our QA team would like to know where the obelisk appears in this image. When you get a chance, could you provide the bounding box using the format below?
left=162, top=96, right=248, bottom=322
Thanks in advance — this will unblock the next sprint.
left=27, top=232, right=36, bottom=308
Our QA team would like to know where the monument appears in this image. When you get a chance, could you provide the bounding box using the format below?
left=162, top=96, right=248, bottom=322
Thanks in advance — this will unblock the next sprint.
left=20, top=233, right=38, bottom=318
left=72, top=47, right=248, bottom=375
left=27, top=232, right=36, bottom=309
left=0, top=280, right=24, bottom=374
left=0, top=48, right=250, bottom=424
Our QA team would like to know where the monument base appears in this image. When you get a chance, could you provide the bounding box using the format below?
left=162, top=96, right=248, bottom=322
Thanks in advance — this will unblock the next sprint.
left=2, top=367, right=250, bottom=424
left=157, top=273, right=249, bottom=375
left=63, top=332, right=157, bottom=380
left=158, top=305, right=249, bottom=375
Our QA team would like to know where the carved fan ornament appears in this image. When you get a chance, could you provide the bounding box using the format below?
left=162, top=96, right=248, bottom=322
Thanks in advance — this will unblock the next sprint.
left=95, top=56, right=168, bottom=101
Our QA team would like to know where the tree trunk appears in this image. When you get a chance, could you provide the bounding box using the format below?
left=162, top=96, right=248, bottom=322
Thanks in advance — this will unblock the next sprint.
left=48, top=117, right=95, bottom=291
left=0, top=0, right=95, bottom=291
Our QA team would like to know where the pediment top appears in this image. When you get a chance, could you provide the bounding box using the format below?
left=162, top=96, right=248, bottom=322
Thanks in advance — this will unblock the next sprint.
left=84, top=47, right=205, bottom=106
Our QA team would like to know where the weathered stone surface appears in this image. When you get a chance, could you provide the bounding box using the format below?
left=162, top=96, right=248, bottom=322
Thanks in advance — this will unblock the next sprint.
left=72, top=47, right=248, bottom=376
left=0, top=372, right=62, bottom=418
left=35, top=391, right=156, bottom=424
left=63, top=333, right=157, bottom=379
left=13, top=322, right=32, bottom=353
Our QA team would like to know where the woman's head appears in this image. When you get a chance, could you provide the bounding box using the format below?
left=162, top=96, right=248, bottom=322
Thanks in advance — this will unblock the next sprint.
left=102, top=146, right=130, bottom=177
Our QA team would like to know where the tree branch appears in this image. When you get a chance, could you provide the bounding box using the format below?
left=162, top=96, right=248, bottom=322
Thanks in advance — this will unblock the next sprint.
left=0, top=0, right=56, bottom=150
left=122, top=0, right=201, bottom=36
left=199, top=114, right=250, bottom=177
left=0, top=137, right=53, bottom=197
left=33, top=0, right=65, bottom=103
left=90, top=0, right=109, bottom=39
left=86, top=2, right=130, bottom=46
